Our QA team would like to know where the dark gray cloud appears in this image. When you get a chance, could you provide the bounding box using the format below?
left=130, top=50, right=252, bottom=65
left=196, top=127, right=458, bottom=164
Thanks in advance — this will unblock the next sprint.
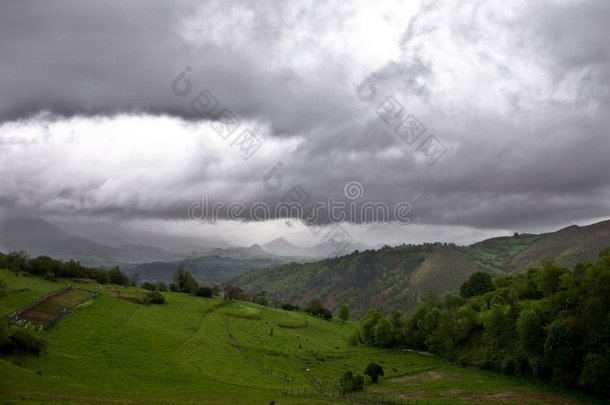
left=0, top=0, right=609, bottom=247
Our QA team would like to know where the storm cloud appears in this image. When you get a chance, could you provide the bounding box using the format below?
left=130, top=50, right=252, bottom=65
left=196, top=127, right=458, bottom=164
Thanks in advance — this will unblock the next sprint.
left=0, top=0, right=609, bottom=247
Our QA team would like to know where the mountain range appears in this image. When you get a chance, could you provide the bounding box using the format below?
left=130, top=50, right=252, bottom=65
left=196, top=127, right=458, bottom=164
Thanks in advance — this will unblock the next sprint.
left=3, top=216, right=610, bottom=316
left=0, top=217, right=370, bottom=283
left=232, top=219, right=610, bottom=317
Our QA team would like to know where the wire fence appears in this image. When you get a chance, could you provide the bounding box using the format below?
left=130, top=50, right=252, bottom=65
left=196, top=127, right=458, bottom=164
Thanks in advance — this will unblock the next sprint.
left=281, top=386, right=455, bottom=405
left=4, top=285, right=102, bottom=328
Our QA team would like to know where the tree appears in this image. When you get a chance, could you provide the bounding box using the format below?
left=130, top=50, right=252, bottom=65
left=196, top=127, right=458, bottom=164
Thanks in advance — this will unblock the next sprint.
left=373, top=318, right=393, bottom=347
left=338, top=304, right=350, bottom=323
left=196, top=286, right=213, bottom=297
left=224, top=285, right=244, bottom=300
left=172, top=269, right=198, bottom=294
left=141, top=282, right=157, bottom=291
left=252, top=290, right=268, bottom=306
left=108, top=267, right=130, bottom=286
left=536, top=260, right=569, bottom=297
left=517, top=309, right=544, bottom=353
left=211, top=283, right=221, bottom=296
left=364, top=362, right=384, bottom=383
left=544, top=321, right=577, bottom=385
left=305, top=297, right=324, bottom=315
left=580, top=353, right=610, bottom=395
left=460, top=272, right=494, bottom=298
left=129, top=273, right=141, bottom=287
left=28, top=256, right=62, bottom=276
left=155, top=281, right=168, bottom=291
left=361, top=309, right=384, bottom=345
left=339, top=371, right=364, bottom=394
left=481, top=302, right=509, bottom=346
left=5, top=251, right=29, bottom=273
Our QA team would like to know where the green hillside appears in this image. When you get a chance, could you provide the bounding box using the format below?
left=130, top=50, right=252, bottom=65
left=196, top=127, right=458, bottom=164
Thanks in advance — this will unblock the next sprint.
left=233, top=220, right=610, bottom=316
left=0, top=269, right=598, bottom=405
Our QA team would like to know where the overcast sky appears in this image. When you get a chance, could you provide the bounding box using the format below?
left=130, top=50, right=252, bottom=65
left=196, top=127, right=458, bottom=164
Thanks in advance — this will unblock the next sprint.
left=1, top=0, right=609, bottom=250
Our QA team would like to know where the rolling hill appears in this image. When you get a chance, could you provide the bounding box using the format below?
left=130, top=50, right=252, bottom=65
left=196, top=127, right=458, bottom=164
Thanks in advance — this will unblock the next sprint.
left=0, top=269, right=599, bottom=405
left=233, top=220, right=610, bottom=316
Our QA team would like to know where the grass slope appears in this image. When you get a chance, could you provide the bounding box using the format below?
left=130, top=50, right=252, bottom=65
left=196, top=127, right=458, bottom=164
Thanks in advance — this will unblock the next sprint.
left=0, top=270, right=600, bottom=404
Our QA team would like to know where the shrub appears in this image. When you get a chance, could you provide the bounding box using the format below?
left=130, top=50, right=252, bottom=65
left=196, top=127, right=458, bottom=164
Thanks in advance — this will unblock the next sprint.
left=141, top=282, right=157, bottom=291
left=108, top=267, right=130, bottom=286
left=348, top=330, right=362, bottom=347
left=7, top=328, right=46, bottom=355
left=351, top=374, right=364, bottom=391
left=196, top=286, right=213, bottom=297
left=460, top=272, right=494, bottom=298
left=146, top=290, right=165, bottom=304
left=339, top=371, right=364, bottom=394
left=364, top=362, right=384, bottom=383
left=172, top=269, right=198, bottom=294
left=0, top=320, right=10, bottom=350
left=155, top=282, right=168, bottom=292
left=90, top=269, right=111, bottom=284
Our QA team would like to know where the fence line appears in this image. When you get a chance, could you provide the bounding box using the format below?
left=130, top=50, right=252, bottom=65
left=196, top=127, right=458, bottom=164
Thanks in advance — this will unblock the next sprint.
left=281, top=387, right=451, bottom=405
left=4, top=285, right=72, bottom=320
left=5, top=285, right=102, bottom=328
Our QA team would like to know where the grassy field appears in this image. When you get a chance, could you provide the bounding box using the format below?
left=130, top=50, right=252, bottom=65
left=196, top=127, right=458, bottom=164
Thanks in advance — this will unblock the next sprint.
left=0, top=269, right=603, bottom=404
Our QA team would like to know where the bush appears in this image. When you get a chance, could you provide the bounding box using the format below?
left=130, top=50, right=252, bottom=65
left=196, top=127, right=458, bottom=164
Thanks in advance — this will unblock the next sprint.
left=364, top=362, right=384, bottom=383
left=348, top=331, right=362, bottom=347
left=339, top=371, right=364, bottom=393
left=155, top=282, right=168, bottom=291
left=0, top=320, right=10, bottom=350
left=6, top=327, right=46, bottom=355
left=141, top=282, right=157, bottom=291
left=108, top=267, right=130, bottom=286
left=172, top=269, right=198, bottom=294
left=196, top=286, right=213, bottom=297
left=460, top=272, right=495, bottom=298
left=351, top=374, right=364, bottom=391
left=146, top=290, right=165, bottom=304
left=90, top=269, right=111, bottom=284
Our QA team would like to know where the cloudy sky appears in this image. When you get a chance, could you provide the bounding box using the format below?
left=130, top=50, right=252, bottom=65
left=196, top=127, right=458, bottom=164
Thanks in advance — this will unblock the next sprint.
left=1, top=0, right=609, bottom=250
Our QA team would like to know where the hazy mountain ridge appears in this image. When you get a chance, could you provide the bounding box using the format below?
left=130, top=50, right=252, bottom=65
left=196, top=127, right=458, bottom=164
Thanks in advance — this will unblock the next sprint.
left=0, top=217, right=186, bottom=267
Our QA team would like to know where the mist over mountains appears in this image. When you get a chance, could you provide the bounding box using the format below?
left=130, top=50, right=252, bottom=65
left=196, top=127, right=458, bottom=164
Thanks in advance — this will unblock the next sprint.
left=2, top=216, right=609, bottom=317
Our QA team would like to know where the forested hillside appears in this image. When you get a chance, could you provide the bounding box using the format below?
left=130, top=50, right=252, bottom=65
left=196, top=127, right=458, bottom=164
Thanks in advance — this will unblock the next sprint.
left=234, top=220, right=610, bottom=316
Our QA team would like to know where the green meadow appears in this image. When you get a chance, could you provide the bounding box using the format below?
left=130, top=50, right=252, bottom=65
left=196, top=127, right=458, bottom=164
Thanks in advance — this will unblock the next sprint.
left=0, top=270, right=601, bottom=404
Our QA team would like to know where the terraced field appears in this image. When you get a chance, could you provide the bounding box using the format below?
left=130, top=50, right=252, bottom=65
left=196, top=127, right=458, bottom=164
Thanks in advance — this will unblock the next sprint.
left=13, top=287, right=97, bottom=326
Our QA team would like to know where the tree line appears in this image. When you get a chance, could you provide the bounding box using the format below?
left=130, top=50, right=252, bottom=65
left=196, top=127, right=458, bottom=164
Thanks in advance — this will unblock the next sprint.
left=349, top=248, right=610, bottom=396
left=0, top=251, right=131, bottom=285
